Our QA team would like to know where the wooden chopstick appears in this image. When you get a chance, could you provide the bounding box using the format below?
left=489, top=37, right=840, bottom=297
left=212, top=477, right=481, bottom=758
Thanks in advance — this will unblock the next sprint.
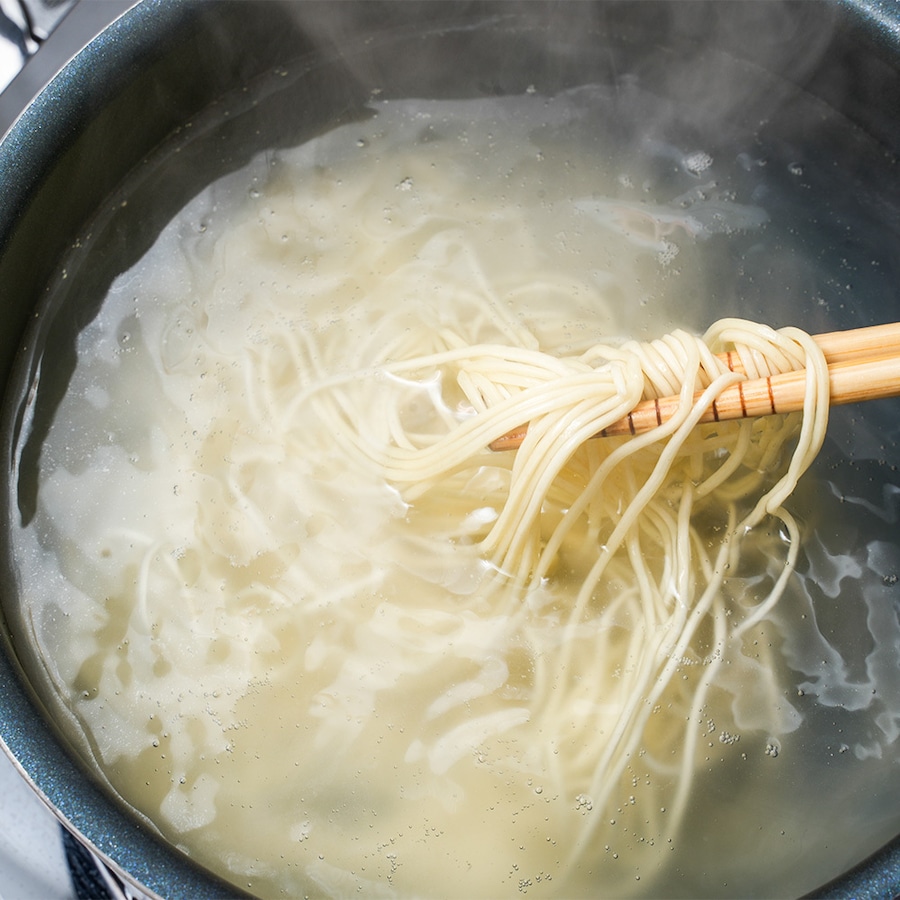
left=716, top=321, right=900, bottom=375
left=489, top=323, right=900, bottom=452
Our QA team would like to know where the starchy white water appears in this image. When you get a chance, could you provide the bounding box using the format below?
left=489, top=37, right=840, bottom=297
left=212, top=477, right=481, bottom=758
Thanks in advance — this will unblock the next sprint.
left=10, top=91, right=900, bottom=898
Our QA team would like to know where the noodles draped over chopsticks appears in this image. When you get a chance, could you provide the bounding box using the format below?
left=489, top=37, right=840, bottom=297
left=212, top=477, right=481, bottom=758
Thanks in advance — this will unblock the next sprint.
left=304, top=314, right=830, bottom=859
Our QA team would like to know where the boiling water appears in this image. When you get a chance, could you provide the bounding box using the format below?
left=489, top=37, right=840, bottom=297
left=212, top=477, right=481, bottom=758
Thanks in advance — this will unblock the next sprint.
left=8, top=88, right=900, bottom=899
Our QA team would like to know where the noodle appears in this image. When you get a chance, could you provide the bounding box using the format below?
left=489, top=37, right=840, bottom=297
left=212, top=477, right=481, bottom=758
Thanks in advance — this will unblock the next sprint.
left=333, top=316, right=830, bottom=864
left=11, top=91, right=848, bottom=897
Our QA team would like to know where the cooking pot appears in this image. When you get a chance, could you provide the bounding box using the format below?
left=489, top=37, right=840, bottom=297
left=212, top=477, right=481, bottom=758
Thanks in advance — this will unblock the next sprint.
left=2, top=1, right=900, bottom=896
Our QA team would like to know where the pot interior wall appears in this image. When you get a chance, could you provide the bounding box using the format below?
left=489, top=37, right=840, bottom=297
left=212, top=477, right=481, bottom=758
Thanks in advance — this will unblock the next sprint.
left=2, top=2, right=900, bottom=897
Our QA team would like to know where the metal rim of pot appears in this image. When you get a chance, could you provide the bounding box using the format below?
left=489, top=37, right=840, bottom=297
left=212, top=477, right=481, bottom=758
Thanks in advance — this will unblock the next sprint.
left=1, top=2, right=900, bottom=897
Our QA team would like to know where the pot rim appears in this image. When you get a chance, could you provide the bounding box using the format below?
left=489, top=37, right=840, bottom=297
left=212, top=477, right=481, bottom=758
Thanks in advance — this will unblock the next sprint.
left=1, top=3, right=900, bottom=899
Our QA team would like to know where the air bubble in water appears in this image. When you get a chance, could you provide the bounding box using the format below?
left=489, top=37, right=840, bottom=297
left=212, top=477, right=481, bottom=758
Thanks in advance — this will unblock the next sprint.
left=658, top=240, right=679, bottom=266
left=684, top=151, right=713, bottom=175
left=574, top=793, right=593, bottom=812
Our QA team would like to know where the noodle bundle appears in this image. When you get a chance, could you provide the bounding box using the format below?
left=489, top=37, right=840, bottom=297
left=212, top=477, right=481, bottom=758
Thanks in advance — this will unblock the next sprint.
left=13, top=92, right=851, bottom=897
left=312, top=315, right=830, bottom=862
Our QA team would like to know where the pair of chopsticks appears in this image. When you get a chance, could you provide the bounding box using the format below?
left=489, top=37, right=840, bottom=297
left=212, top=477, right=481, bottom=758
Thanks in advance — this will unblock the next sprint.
left=490, top=322, right=900, bottom=452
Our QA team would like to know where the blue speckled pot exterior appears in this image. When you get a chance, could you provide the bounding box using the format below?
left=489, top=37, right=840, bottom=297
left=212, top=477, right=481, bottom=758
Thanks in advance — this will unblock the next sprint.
left=1, top=2, right=900, bottom=898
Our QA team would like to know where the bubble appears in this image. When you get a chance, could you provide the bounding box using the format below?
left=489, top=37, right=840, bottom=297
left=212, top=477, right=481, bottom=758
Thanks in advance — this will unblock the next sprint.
left=683, top=151, right=713, bottom=175
left=574, top=793, right=593, bottom=812
left=657, top=240, right=680, bottom=266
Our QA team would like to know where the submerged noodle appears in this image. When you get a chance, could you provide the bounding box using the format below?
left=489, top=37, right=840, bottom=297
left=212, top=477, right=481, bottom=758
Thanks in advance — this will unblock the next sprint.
left=16, top=94, right=840, bottom=897
left=317, top=315, right=830, bottom=862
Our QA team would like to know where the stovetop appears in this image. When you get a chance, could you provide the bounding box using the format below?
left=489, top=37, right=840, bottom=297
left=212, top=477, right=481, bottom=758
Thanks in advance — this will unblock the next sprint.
left=0, top=3, right=135, bottom=898
left=0, top=749, right=71, bottom=899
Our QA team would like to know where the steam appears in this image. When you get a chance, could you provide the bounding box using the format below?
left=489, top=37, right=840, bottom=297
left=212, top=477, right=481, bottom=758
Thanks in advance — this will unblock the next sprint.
left=279, top=1, right=841, bottom=150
